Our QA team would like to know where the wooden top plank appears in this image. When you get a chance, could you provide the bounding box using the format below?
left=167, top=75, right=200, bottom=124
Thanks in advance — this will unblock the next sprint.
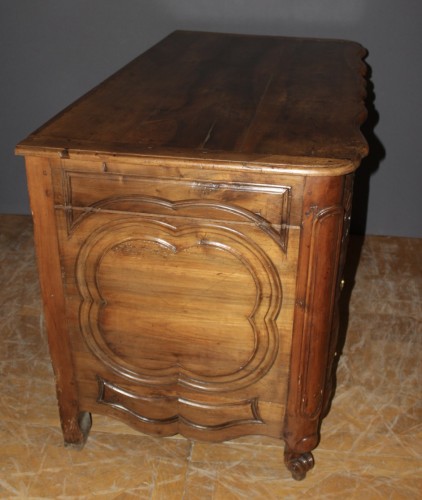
left=16, top=31, right=368, bottom=171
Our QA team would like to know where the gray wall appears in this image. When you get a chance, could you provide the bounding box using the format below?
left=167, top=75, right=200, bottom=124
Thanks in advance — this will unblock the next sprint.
left=1, top=1, right=421, bottom=237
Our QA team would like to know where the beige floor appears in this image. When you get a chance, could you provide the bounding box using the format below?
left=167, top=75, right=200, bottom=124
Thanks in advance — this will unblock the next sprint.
left=0, top=215, right=421, bottom=499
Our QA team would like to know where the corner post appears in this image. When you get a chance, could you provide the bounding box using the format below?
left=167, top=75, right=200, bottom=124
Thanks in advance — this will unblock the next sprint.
left=25, top=155, right=91, bottom=447
left=283, top=174, right=347, bottom=479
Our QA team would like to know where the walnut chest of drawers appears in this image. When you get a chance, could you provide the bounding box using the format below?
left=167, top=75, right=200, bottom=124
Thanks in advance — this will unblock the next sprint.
left=16, top=31, right=368, bottom=480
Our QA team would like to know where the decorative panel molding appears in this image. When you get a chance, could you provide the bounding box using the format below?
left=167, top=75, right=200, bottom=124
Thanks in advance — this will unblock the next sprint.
left=298, top=205, right=344, bottom=419
left=76, top=213, right=282, bottom=392
left=97, top=377, right=264, bottom=431
left=60, top=170, right=291, bottom=250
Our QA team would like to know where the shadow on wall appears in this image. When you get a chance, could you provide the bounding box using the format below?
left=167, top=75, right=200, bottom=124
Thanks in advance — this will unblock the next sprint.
left=350, top=62, right=385, bottom=236
left=326, top=61, right=385, bottom=412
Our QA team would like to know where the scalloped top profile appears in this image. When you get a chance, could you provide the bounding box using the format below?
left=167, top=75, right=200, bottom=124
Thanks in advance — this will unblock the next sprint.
left=16, top=30, right=368, bottom=172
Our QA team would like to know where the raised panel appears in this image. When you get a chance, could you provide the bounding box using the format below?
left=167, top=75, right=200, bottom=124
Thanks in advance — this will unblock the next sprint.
left=298, top=205, right=344, bottom=418
left=54, top=177, right=300, bottom=440
left=76, top=213, right=282, bottom=392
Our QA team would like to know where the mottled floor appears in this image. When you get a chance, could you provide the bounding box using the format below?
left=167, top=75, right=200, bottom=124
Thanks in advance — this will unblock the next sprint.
left=1, top=215, right=421, bottom=499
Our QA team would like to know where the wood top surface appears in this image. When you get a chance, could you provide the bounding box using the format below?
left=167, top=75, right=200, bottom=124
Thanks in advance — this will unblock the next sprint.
left=17, top=30, right=368, bottom=171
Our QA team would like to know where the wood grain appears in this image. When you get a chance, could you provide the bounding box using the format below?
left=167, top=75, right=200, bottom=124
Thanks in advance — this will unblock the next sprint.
left=24, top=156, right=91, bottom=446
left=17, top=31, right=368, bottom=479
left=16, top=31, right=368, bottom=173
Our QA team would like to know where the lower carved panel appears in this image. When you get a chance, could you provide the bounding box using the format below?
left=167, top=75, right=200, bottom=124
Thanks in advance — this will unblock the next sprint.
left=97, top=377, right=264, bottom=432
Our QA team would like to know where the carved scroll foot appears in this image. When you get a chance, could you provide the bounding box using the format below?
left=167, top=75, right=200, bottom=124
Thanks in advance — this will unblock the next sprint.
left=284, top=447, right=315, bottom=481
left=63, top=412, right=92, bottom=449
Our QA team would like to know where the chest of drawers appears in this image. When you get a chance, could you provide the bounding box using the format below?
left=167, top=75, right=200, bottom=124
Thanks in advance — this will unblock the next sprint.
left=16, top=31, right=368, bottom=480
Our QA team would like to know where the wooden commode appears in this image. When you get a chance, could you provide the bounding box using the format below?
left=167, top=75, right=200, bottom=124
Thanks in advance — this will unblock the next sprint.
left=16, top=31, right=368, bottom=480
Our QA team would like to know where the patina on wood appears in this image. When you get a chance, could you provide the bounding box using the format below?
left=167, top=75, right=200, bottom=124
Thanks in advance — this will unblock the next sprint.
left=17, top=30, right=368, bottom=480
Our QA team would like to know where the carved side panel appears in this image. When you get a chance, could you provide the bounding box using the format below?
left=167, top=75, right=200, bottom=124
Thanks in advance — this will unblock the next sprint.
left=298, top=205, right=344, bottom=418
left=76, top=210, right=282, bottom=393
left=54, top=174, right=299, bottom=440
